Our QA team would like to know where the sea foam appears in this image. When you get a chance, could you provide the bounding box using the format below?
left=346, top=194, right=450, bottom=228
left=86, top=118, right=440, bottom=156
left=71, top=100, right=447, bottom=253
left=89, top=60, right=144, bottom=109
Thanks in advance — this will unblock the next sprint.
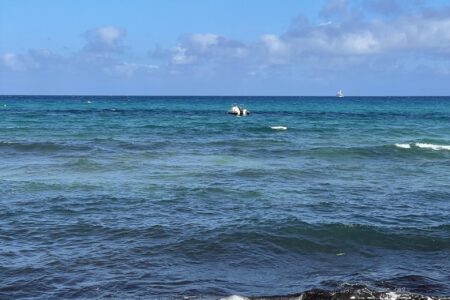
left=395, top=143, right=411, bottom=149
left=415, top=143, right=450, bottom=151
left=395, top=143, right=450, bottom=151
left=270, top=126, right=287, bottom=130
left=221, top=296, right=249, bottom=300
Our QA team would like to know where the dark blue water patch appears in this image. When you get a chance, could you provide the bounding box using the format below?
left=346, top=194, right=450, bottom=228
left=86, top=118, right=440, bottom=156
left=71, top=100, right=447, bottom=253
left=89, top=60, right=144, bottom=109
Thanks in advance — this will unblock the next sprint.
left=86, top=138, right=172, bottom=152
left=0, top=141, right=91, bottom=153
left=3, top=207, right=449, bottom=256
left=62, top=157, right=108, bottom=172
left=1, top=139, right=448, bottom=159
left=196, top=143, right=450, bottom=161
left=305, top=144, right=450, bottom=160
left=0, top=139, right=175, bottom=156
left=375, top=275, right=449, bottom=295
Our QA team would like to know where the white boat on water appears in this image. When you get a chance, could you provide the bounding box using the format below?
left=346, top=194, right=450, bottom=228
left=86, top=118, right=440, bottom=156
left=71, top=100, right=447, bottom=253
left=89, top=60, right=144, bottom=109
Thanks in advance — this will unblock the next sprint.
left=228, top=104, right=249, bottom=116
left=336, top=90, right=344, bottom=98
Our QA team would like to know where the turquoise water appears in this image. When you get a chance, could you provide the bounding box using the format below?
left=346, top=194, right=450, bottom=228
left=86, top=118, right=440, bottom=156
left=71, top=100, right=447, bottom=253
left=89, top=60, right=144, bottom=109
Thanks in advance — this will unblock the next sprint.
left=1, top=96, right=449, bottom=298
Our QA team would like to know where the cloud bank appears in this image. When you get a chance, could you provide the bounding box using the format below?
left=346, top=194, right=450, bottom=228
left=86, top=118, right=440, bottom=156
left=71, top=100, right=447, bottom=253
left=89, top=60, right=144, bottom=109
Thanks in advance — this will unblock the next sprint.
left=1, top=1, right=450, bottom=95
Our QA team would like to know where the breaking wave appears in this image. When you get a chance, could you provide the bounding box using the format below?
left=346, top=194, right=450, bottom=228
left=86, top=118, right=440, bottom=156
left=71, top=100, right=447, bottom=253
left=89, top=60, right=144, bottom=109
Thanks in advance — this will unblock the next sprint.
left=395, top=143, right=450, bottom=151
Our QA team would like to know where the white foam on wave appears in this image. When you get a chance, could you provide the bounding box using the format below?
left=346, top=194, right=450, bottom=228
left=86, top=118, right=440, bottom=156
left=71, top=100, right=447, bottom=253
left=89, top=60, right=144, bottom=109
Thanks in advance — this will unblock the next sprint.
left=380, top=292, right=434, bottom=300
left=395, top=143, right=450, bottom=151
left=415, top=143, right=450, bottom=151
left=380, top=292, right=401, bottom=300
left=270, top=126, right=287, bottom=130
left=395, top=143, right=411, bottom=149
left=220, top=296, right=249, bottom=300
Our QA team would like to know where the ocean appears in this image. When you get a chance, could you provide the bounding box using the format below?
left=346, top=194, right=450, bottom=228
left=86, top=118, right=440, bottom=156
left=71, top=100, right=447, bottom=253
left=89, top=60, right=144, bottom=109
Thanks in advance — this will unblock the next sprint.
left=0, top=96, right=449, bottom=299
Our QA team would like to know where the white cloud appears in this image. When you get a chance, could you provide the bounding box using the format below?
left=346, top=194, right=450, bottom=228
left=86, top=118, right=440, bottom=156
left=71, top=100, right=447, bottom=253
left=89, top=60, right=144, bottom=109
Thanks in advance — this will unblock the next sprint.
left=143, top=4, right=450, bottom=79
left=83, top=26, right=126, bottom=53
left=163, top=34, right=249, bottom=66
left=1, top=53, right=25, bottom=71
left=189, top=33, right=220, bottom=51
left=96, top=26, right=123, bottom=46
left=2, top=2, right=450, bottom=87
left=279, top=8, right=450, bottom=58
left=171, top=46, right=196, bottom=65
left=0, top=49, right=63, bottom=71
left=340, top=31, right=380, bottom=54
left=320, top=0, right=349, bottom=18
left=261, top=34, right=288, bottom=55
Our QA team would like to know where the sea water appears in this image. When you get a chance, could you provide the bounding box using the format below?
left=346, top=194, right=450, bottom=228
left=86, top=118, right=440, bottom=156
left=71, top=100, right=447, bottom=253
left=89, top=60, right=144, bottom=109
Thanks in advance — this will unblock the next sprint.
left=0, top=96, right=449, bottom=299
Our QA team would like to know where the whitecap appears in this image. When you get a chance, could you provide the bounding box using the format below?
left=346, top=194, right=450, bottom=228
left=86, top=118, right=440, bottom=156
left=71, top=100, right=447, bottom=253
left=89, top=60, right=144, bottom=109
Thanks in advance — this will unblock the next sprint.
left=395, top=143, right=411, bottom=149
left=270, top=126, right=287, bottom=130
left=220, top=296, right=249, bottom=300
left=381, top=292, right=401, bottom=300
left=415, top=143, right=450, bottom=151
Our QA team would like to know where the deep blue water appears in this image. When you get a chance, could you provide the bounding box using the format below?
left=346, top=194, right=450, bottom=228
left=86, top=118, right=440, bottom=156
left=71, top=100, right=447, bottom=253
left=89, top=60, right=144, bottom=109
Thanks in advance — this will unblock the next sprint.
left=0, top=96, right=449, bottom=299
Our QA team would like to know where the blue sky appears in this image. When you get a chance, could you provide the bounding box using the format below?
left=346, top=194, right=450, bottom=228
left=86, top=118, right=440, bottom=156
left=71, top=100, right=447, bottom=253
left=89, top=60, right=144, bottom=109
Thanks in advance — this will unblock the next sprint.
left=1, top=0, right=450, bottom=95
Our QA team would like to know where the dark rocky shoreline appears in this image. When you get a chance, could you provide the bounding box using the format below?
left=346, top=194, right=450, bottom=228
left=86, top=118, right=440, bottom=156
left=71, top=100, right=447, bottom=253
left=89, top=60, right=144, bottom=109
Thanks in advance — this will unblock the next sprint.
left=227, top=286, right=450, bottom=300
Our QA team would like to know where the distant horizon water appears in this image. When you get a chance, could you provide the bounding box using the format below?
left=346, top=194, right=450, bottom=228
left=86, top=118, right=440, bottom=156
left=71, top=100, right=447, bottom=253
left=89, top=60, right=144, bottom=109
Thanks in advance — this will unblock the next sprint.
left=2, top=94, right=450, bottom=98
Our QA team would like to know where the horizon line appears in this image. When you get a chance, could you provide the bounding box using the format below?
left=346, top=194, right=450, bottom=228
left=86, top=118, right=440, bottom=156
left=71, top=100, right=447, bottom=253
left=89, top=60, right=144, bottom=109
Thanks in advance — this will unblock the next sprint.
left=1, top=94, right=450, bottom=98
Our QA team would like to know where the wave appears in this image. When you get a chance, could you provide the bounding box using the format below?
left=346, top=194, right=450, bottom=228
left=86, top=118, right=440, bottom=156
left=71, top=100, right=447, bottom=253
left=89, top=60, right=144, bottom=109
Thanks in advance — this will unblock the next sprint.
left=395, top=143, right=450, bottom=151
left=156, top=221, right=450, bottom=257
left=206, top=142, right=450, bottom=158
left=9, top=214, right=448, bottom=253
left=88, top=138, right=171, bottom=151
left=395, top=143, right=411, bottom=149
left=63, top=157, right=107, bottom=171
left=0, top=141, right=90, bottom=153
left=270, top=126, right=288, bottom=130
left=3, top=139, right=448, bottom=159
left=195, top=141, right=450, bottom=160
left=0, top=139, right=172, bottom=154
left=415, top=143, right=450, bottom=151
left=302, top=143, right=448, bottom=160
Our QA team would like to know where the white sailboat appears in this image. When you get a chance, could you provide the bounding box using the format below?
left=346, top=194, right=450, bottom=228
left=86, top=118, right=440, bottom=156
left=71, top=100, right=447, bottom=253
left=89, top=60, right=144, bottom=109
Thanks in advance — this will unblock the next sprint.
left=336, top=90, right=344, bottom=98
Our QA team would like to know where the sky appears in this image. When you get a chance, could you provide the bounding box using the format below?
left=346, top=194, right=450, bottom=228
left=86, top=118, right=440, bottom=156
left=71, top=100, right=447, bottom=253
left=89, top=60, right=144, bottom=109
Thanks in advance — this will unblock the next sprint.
left=1, top=0, right=450, bottom=95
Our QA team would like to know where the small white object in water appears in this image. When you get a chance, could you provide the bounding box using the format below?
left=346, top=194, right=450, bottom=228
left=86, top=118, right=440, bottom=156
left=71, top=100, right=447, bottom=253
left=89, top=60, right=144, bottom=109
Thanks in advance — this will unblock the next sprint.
left=87, top=101, right=92, bottom=104
left=270, top=126, right=287, bottom=130
left=228, top=104, right=249, bottom=116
